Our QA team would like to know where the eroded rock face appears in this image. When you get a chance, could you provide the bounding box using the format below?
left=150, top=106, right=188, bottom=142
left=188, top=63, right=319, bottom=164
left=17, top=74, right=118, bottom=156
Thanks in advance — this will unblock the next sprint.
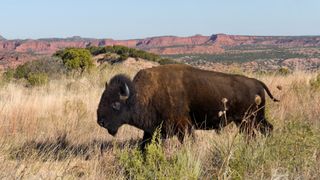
left=136, top=35, right=210, bottom=48
left=0, top=51, right=43, bottom=70
left=147, top=44, right=224, bottom=55
left=1, top=34, right=320, bottom=69
left=2, top=34, right=319, bottom=55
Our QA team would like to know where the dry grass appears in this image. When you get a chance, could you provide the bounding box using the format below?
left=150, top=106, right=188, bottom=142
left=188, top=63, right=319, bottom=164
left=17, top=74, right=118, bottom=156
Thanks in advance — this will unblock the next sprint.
left=0, top=66, right=319, bottom=179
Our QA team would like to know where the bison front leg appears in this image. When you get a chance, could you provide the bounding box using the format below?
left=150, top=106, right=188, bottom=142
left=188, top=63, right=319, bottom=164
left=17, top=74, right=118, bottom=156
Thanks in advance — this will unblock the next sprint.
left=176, top=122, right=194, bottom=144
left=140, top=131, right=152, bottom=151
left=177, top=130, right=185, bottom=144
left=177, top=127, right=196, bottom=143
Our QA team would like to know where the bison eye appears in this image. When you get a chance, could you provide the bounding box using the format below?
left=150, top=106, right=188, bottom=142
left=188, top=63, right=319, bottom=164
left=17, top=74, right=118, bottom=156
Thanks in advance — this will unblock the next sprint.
left=111, top=102, right=121, bottom=111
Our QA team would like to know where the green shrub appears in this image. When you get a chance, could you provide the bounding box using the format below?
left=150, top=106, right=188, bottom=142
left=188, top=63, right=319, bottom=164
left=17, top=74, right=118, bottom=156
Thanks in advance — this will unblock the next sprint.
left=55, top=48, right=93, bottom=73
left=14, top=63, right=31, bottom=79
left=226, top=120, right=320, bottom=179
left=27, top=73, right=48, bottom=86
left=158, top=58, right=178, bottom=65
left=276, top=67, right=291, bottom=75
left=164, top=49, right=313, bottom=64
left=86, top=45, right=175, bottom=64
left=14, top=57, right=65, bottom=79
left=29, top=57, right=66, bottom=77
left=86, top=46, right=106, bottom=56
left=2, top=68, right=15, bottom=82
left=117, top=130, right=201, bottom=179
left=119, top=54, right=129, bottom=61
left=310, top=73, right=320, bottom=89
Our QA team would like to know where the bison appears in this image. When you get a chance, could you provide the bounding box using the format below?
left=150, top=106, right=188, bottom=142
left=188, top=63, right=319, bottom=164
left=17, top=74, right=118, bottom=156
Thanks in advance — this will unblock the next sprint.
left=97, top=64, right=279, bottom=149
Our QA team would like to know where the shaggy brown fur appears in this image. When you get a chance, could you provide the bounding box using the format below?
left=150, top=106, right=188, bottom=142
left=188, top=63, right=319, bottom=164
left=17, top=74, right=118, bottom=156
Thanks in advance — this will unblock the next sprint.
left=97, top=64, right=279, bottom=149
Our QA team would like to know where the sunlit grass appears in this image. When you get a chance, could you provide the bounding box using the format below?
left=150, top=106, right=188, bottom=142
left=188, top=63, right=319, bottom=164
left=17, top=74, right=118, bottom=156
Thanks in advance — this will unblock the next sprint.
left=0, top=66, right=319, bottom=179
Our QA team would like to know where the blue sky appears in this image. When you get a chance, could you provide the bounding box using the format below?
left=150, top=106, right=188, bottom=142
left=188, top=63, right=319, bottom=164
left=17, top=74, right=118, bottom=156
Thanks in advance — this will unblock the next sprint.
left=1, top=0, right=319, bottom=39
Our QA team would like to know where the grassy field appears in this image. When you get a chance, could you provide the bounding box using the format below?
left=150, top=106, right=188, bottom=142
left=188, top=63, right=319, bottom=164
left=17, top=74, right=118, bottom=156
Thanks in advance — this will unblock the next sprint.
left=0, top=64, right=319, bottom=179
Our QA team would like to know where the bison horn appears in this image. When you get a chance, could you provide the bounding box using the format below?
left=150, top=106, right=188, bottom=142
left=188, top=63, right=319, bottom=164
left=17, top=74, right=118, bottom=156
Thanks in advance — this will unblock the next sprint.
left=119, top=83, right=130, bottom=101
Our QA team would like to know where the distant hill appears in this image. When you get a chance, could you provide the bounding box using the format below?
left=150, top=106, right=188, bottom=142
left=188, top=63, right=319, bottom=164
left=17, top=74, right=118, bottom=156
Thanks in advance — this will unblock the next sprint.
left=1, top=34, right=320, bottom=70
left=1, top=34, right=320, bottom=55
left=0, top=35, right=6, bottom=41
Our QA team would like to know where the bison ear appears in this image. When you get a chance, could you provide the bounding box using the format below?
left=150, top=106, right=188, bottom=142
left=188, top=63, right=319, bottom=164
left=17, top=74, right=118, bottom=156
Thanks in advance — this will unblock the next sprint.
left=105, top=82, right=108, bottom=89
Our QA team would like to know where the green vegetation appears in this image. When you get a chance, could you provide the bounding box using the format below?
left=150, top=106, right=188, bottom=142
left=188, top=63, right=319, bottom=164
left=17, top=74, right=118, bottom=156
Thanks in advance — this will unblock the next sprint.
left=1, top=46, right=177, bottom=87
left=310, top=73, right=320, bottom=89
left=117, top=130, right=201, bottom=179
left=87, top=45, right=177, bottom=65
left=158, top=58, right=178, bottom=65
left=87, top=45, right=160, bottom=62
left=2, top=68, right=15, bottom=82
left=54, top=48, right=94, bottom=73
left=2, top=46, right=176, bottom=87
left=164, top=48, right=319, bottom=63
left=14, top=57, right=65, bottom=79
left=27, top=73, right=48, bottom=86
left=87, top=45, right=156, bottom=61
left=276, top=67, right=291, bottom=75
left=2, top=57, right=65, bottom=86
left=0, top=67, right=319, bottom=178
left=226, top=121, right=320, bottom=179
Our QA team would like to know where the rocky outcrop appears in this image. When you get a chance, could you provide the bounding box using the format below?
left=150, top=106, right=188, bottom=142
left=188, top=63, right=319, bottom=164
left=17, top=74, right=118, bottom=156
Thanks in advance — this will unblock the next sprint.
left=1, top=34, right=320, bottom=55
left=0, top=51, right=43, bottom=70
left=136, top=35, right=210, bottom=48
left=148, top=45, right=224, bottom=55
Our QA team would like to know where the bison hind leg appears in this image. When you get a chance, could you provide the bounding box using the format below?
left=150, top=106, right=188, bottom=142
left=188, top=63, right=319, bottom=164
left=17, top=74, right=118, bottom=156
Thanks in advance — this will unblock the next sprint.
left=238, top=120, right=257, bottom=139
left=237, top=116, right=273, bottom=139
left=255, top=108, right=273, bottom=136
left=258, top=118, right=273, bottom=136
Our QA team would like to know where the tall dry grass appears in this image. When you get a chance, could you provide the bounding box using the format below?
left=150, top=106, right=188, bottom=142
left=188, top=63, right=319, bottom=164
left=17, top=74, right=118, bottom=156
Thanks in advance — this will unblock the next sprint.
left=0, top=66, right=319, bottom=179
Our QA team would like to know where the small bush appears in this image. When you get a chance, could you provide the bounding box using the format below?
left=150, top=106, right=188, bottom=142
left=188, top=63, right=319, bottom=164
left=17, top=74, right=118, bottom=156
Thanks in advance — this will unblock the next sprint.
left=55, top=48, right=93, bottom=74
left=86, top=46, right=106, bottom=56
left=158, top=58, right=178, bottom=65
left=14, top=63, right=31, bottom=79
left=227, top=120, right=320, bottom=179
left=14, top=57, right=65, bottom=79
left=27, top=73, right=48, bottom=86
left=119, top=54, right=129, bottom=61
left=86, top=45, right=175, bottom=64
left=310, top=73, right=320, bottom=89
left=277, top=67, right=291, bottom=76
left=2, top=68, right=15, bottom=82
left=117, top=130, right=201, bottom=179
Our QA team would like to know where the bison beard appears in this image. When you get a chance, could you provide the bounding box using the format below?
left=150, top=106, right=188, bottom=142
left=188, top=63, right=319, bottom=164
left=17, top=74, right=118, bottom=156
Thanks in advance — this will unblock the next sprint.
left=97, top=64, right=279, bottom=150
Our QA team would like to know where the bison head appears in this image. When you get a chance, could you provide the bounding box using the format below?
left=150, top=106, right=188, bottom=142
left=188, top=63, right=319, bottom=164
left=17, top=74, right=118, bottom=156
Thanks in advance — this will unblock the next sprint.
left=97, top=75, right=134, bottom=136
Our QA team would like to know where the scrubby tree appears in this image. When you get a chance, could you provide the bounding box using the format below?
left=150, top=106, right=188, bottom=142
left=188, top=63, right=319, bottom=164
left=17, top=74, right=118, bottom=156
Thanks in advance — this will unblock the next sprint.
left=310, top=73, right=320, bottom=89
left=2, top=68, right=15, bottom=82
left=27, top=73, right=48, bottom=86
left=14, top=57, right=65, bottom=79
left=277, top=67, right=291, bottom=76
left=85, top=45, right=175, bottom=64
left=55, top=48, right=93, bottom=74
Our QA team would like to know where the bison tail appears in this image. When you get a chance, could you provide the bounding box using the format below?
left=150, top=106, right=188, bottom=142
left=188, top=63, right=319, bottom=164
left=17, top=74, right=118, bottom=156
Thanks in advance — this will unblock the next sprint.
left=259, top=81, right=280, bottom=102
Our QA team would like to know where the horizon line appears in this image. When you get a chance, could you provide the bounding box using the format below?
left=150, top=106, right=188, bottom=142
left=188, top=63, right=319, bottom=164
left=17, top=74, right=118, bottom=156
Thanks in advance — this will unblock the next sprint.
left=1, top=33, right=320, bottom=41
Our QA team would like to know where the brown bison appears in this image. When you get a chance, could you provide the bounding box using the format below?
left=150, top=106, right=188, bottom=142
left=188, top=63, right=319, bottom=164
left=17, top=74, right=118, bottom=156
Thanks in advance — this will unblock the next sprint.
left=97, top=64, right=279, bottom=148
